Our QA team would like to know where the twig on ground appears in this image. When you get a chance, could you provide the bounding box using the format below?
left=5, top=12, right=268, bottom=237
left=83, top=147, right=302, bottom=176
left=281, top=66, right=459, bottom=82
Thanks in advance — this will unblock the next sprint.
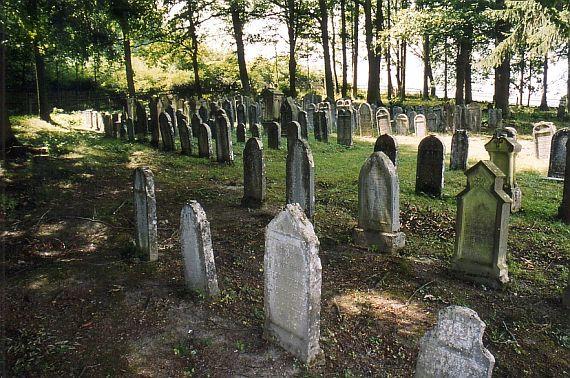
left=405, top=280, right=434, bottom=305
left=112, top=199, right=127, bottom=215
left=33, top=209, right=51, bottom=229
left=55, top=216, right=129, bottom=230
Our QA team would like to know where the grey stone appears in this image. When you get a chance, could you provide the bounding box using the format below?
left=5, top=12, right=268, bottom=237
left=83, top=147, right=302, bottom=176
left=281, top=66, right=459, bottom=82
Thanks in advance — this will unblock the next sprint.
left=337, top=107, right=354, bottom=146
left=280, top=97, right=299, bottom=136
left=248, top=103, right=260, bottom=127
left=242, top=138, right=266, bottom=208
left=548, top=128, right=569, bottom=179
left=135, top=101, right=148, bottom=141
left=374, top=134, right=398, bottom=167
left=467, top=103, right=482, bottom=132
left=485, top=134, right=522, bottom=212
left=111, top=113, right=120, bottom=138
left=250, top=123, right=262, bottom=138
left=376, top=107, right=391, bottom=135
left=198, top=101, right=209, bottom=122
left=264, top=204, right=322, bottom=364
left=165, top=104, right=178, bottom=137
left=426, top=113, right=437, bottom=132
left=416, top=135, right=445, bottom=197
left=236, top=103, right=246, bottom=125
left=237, top=123, right=246, bottom=143
left=287, top=121, right=302, bottom=152
left=298, top=111, right=309, bottom=140
left=149, top=97, right=160, bottom=147
left=126, top=118, right=135, bottom=142
left=180, top=201, right=220, bottom=297
left=133, top=167, right=158, bottom=262
left=444, top=103, right=454, bottom=132
left=415, top=114, right=427, bottom=138
left=450, top=130, right=469, bottom=171
left=533, top=122, right=556, bottom=159
left=215, top=110, right=234, bottom=164
left=102, top=112, right=113, bottom=137
left=306, top=104, right=316, bottom=131
left=177, top=111, right=193, bottom=156
left=119, top=113, right=127, bottom=140
left=286, top=139, right=315, bottom=221
left=260, top=88, right=284, bottom=122
left=198, top=123, right=213, bottom=159
left=159, top=112, right=175, bottom=151
left=452, top=161, right=511, bottom=287
left=415, top=306, right=495, bottom=378
left=395, top=114, right=409, bottom=135
left=558, top=138, right=570, bottom=224
left=267, top=121, right=282, bottom=149
left=222, top=99, right=235, bottom=130
left=407, top=110, right=417, bottom=133
left=454, top=105, right=463, bottom=131
left=191, top=113, right=202, bottom=137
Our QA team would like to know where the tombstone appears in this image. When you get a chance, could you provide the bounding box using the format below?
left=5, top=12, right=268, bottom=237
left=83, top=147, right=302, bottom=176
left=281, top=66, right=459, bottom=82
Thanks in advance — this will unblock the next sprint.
left=237, top=123, right=246, bottom=143
left=198, top=102, right=209, bottom=122
left=111, top=112, right=120, bottom=138
left=286, top=139, right=315, bottom=220
left=416, top=135, right=445, bottom=197
left=313, top=107, right=329, bottom=143
left=407, top=110, right=417, bottom=134
left=392, top=106, right=403, bottom=120
left=433, top=107, right=444, bottom=132
left=198, top=123, right=213, bottom=159
left=133, top=167, right=158, bottom=262
left=459, top=105, right=468, bottom=129
left=531, top=122, right=556, bottom=159
left=135, top=101, right=148, bottom=141
left=415, top=306, right=495, bottom=378
left=302, top=93, right=322, bottom=110
left=180, top=201, right=220, bottom=297
left=287, top=121, right=302, bottom=152
left=221, top=99, right=235, bottom=130
left=261, top=88, right=284, bottom=122
left=319, top=101, right=334, bottom=135
left=485, top=134, right=522, bottom=212
left=159, top=112, right=175, bottom=151
left=267, top=121, right=282, bottom=150
left=242, top=138, right=266, bottom=208
left=236, top=103, right=246, bottom=125
left=177, top=111, right=193, bottom=156
left=374, top=134, right=398, bottom=167
left=149, top=97, right=160, bottom=147
left=452, top=160, right=512, bottom=287
left=415, top=114, right=427, bottom=138
left=250, top=123, right=262, bottom=138
left=298, top=111, right=309, bottom=140
left=126, top=118, right=135, bottom=142
left=214, top=111, right=234, bottom=164
left=165, top=103, right=178, bottom=137
left=395, top=114, right=409, bottom=135
left=426, top=113, right=437, bottom=132
left=248, top=103, right=259, bottom=127
left=102, top=113, right=112, bottom=137
left=559, top=139, right=570, bottom=224
left=467, top=103, right=482, bottom=132
left=337, top=107, right=354, bottom=147
left=548, top=128, right=569, bottom=179
left=191, top=113, right=202, bottom=138
left=443, top=103, right=454, bottom=132
left=375, top=108, right=391, bottom=135
left=119, top=113, right=127, bottom=140
left=450, top=130, right=469, bottom=171
left=454, top=105, right=463, bottom=131
left=306, top=103, right=316, bottom=131
left=82, top=110, right=91, bottom=128
left=353, top=152, right=405, bottom=253
left=264, top=204, right=322, bottom=364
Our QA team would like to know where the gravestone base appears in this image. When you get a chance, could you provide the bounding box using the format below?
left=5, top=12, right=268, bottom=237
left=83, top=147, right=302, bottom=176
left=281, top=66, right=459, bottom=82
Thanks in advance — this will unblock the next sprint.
left=263, top=323, right=324, bottom=365
left=509, top=186, right=522, bottom=212
left=452, top=260, right=509, bottom=289
left=353, top=228, right=405, bottom=253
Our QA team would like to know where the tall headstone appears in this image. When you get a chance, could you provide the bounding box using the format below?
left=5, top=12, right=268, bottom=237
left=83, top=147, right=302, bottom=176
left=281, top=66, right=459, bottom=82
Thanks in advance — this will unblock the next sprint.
left=353, top=152, right=405, bottom=253
left=548, top=128, right=569, bottom=179
left=280, top=97, right=298, bottom=136
left=149, top=97, right=160, bottom=147
left=111, top=112, right=120, bottom=138
left=415, top=114, right=427, bottom=138
left=236, top=103, right=247, bottom=125
left=191, top=113, right=202, bottom=137
left=337, top=107, right=354, bottom=146
left=264, top=204, right=322, bottom=364
left=376, top=108, right=391, bottom=135
left=215, top=110, right=234, bottom=164
left=532, top=122, right=556, bottom=159
left=135, top=101, right=148, bottom=141
left=242, top=138, right=266, bottom=208
left=395, top=114, right=409, bottom=135
left=467, top=103, right=482, bottom=132
left=407, top=110, right=417, bottom=134
left=374, top=134, right=398, bottom=167
left=165, top=103, right=178, bottom=137
left=452, top=160, right=511, bottom=287
left=198, top=123, right=213, bottom=159
left=248, top=103, right=259, bottom=127
left=415, top=306, right=495, bottom=378
left=426, top=113, right=437, bottom=132
left=443, top=103, right=454, bottom=132
left=416, top=135, right=445, bottom=197
left=559, top=139, right=570, bottom=224
left=450, top=130, right=469, bottom=171
left=433, top=107, right=444, bottom=132
left=236, top=123, right=246, bottom=143
left=314, top=107, right=329, bottom=143
left=126, top=118, right=135, bottom=142
left=485, top=134, right=522, bottom=212
left=198, top=101, right=209, bottom=123
left=286, top=139, right=315, bottom=220
left=177, top=110, right=193, bottom=156
left=159, top=112, right=175, bottom=151
left=222, top=99, right=235, bottom=130
left=133, top=167, right=158, bottom=262
left=454, top=105, right=463, bottom=131
left=358, top=103, right=374, bottom=137
left=298, top=110, right=309, bottom=140
left=180, top=201, right=220, bottom=297
left=287, top=121, right=302, bottom=152
left=267, top=121, right=282, bottom=149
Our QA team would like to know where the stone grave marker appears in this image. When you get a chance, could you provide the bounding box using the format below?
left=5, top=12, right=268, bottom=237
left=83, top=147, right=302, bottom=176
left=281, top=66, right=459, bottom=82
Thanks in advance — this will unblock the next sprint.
left=559, top=139, right=570, bottom=224
left=426, top=113, right=437, bottom=132
left=280, top=97, right=298, bottom=136
left=149, top=97, right=160, bottom=147
left=485, top=133, right=522, bottom=212
left=287, top=121, right=302, bottom=152
left=359, top=103, right=375, bottom=137
left=433, top=107, right=443, bottom=131
left=250, top=123, right=262, bottom=138
left=264, top=203, right=322, bottom=364
left=177, top=110, right=193, bottom=156
left=133, top=167, right=158, bottom=262
left=337, top=107, right=354, bottom=146
left=237, top=123, right=246, bottom=143
left=416, top=135, right=445, bottom=197
left=242, top=138, right=266, bottom=208
left=102, top=113, right=113, bottom=137
left=222, top=99, right=235, bottom=130
left=286, top=139, right=315, bottom=220
left=306, top=103, right=316, bottom=131
left=407, top=110, right=417, bottom=134
left=267, top=121, right=282, bottom=149
left=376, top=107, right=391, bottom=135
left=236, top=103, right=247, bottom=125
left=454, top=105, right=462, bottom=131
left=119, top=113, right=127, bottom=140
left=112, top=112, right=120, bottom=139
left=126, top=118, right=135, bottom=142
left=374, top=134, right=398, bottom=167
left=450, top=130, right=469, bottom=171
left=532, top=122, right=556, bottom=159
left=395, top=114, right=409, bottom=135
left=180, top=201, right=220, bottom=297
left=159, top=112, right=175, bottom=151
left=191, top=113, right=202, bottom=137
left=248, top=103, right=260, bottom=127
left=392, top=106, right=403, bottom=120
left=198, top=123, right=213, bottom=158
left=135, top=101, right=148, bottom=141
left=444, top=103, right=454, bottom=132
left=198, top=101, right=209, bottom=122
left=215, top=110, right=234, bottom=164
left=548, top=128, right=569, bottom=179
left=415, top=114, right=427, bottom=138
left=452, top=160, right=511, bottom=287
left=314, top=107, right=329, bottom=142
left=415, top=306, right=495, bottom=377
left=165, top=103, right=178, bottom=137
left=298, top=110, right=309, bottom=140
left=467, top=103, right=482, bottom=132
left=353, top=152, right=405, bottom=253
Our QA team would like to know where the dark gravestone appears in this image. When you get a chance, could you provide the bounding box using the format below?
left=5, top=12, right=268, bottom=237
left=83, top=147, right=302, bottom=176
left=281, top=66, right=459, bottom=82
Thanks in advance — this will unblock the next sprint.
left=250, top=123, right=261, bottom=138
left=298, top=110, right=309, bottom=140
left=112, top=112, right=120, bottom=138
left=191, top=113, right=202, bottom=138
left=214, top=111, right=234, bottom=164
left=119, top=113, right=127, bottom=140
left=426, top=113, right=437, bottom=132
left=242, top=138, right=266, bottom=208
left=159, top=112, right=175, bottom=151
left=237, top=123, right=246, bottom=143
left=286, top=139, right=315, bottom=220
left=280, top=97, right=297, bottom=137
left=267, top=121, right=282, bottom=150
left=287, top=121, right=302, bottom=152
left=443, top=103, right=454, bottom=132
left=236, top=103, right=246, bottom=125
left=450, top=130, right=469, bottom=171
left=165, top=104, right=178, bottom=137
left=135, top=101, right=148, bottom=141
left=198, top=123, right=213, bottom=158
left=177, top=110, right=193, bottom=156
left=198, top=102, right=209, bottom=122
left=149, top=97, right=160, bottom=147
left=337, top=108, right=354, bottom=146
left=248, top=103, right=260, bottom=127
left=314, top=109, right=329, bottom=142
left=374, top=134, right=398, bottom=167
left=133, top=167, right=158, bottom=261
left=416, top=135, right=445, bottom=197
left=559, top=139, right=570, bottom=224
left=407, top=110, right=417, bottom=134
left=222, top=99, right=235, bottom=130
left=126, top=118, right=135, bottom=142
left=548, top=128, right=569, bottom=179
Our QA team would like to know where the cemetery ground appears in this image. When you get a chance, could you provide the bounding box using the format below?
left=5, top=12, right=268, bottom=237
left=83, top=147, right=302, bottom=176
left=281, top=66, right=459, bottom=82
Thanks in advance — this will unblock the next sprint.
left=3, top=113, right=569, bottom=377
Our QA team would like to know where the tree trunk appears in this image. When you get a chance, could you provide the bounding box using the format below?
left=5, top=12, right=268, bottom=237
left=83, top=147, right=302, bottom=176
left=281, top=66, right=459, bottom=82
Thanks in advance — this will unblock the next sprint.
left=428, top=60, right=436, bottom=98
left=518, top=50, right=524, bottom=106
left=386, top=0, right=393, bottom=100
left=319, top=0, right=334, bottom=100
left=330, top=6, right=339, bottom=95
left=351, top=0, right=359, bottom=98
left=400, top=40, right=406, bottom=101
left=422, top=35, right=429, bottom=100
left=455, top=40, right=467, bottom=105
left=340, top=0, right=348, bottom=98
left=465, top=56, right=472, bottom=103
left=444, top=39, right=448, bottom=100
left=527, top=64, right=532, bottom=107
left=33, top=43, right=50, bottom=122
left=494, top=0, right=510, bottom=115
left=539, top=53, right=548, bottom=110
left=567, top=40, right=569, bottom=114
left=189, top=14, right=202, bottom=97
left=230, top=2, right=251, bottom=94
left=1, top=23, right=19, bottom=151
left=121, top=24, right=136, bottom=99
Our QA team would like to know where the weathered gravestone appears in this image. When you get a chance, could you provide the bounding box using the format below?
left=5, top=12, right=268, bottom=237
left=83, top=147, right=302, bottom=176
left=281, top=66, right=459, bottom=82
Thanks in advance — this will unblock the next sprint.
left=337, top=107, right=354, bottom=146
left=177, top=111, right=193, bottom=156
left=280, top=97, right=299, bottom=137
left=407, top=110, right=417, bottom=134
left=548, top=128, right=569, bottom=179
left=149, top=97, right=160, bottom=147
left=237, top=123, right=246, bottom=143
left=485, top=134, right=522, bottom=212
left=532, top=122, right=556, bottom=159
left=415, top=114, right=427, bottom=138
left=236, top=103, right=246, bottom=125
left=111, top=113, right=120, bottom=138
left=433, top=107, right=444, bottom=131
left=215, top=110, right=234, bottom=164
left=415, top=306, right=495, bottom=378
left=267, top=121, right=282, bottom=150
left=559, top=139, right=570, bottom=224
left=198, top=102, right=209, bottom=122
left=488, top=108, right=503, bottom=130
left=313, top=107, right=329, bottom=142
left=180, top=201, right=220, bottom=297
left=264, top=203, right=323, bottom=364
left=393, top=106, right=403, bottom=120
left=133, top=167, right=158, bottom=262
left=459, top=105, right=468, bottom=129
left=286, top=139, right=315, bottom=220
left=250, top=123, right=262, bottom=138
left=242, top=138, right=266, bottom=208
left=197, top=123, right=213, bottom=159
left=119, top=113, right=127, bottom=140
left=82, top=110, right=92, bottom=129
left=353, top=152, right=405, bottom=253
left=165, top=103, right=178, bottom=137
left=443, top=103, right=454, bottom=132
left=287, top=121, right=302, bottom=152
left=452, top=160, right=511, bottom=287
left=358, top=103, right=375, bottom=137
left=159, top=112, right=175, bottom=151
left=191, top=113, right=202, bottom=137
left=374, top=134, right=398, bottom=167
left=306, top=103, right=316, bottom=131
left=102, top=113, right=113, bottom=138
left=454, top=105, right=463, bottom=131
left=135, top=101, right=148, bottom=141
left=395, top=114, right=409, bottom=135
left=126, top=117, right=135, bottom=142
left=376, top=108, right=391, bottom=135
left=248, top=103, right=260, bottom=127
left=416, top=135, right=445, bottom=197
left=467, top=103, right=482, bottom=132
left=450, top=130, right=469, bottom=171
left=426, top=112, right=437, bottom=132
left=222, top=99, right=235, bottom=130
left=298, top=110, right=309, bottom=140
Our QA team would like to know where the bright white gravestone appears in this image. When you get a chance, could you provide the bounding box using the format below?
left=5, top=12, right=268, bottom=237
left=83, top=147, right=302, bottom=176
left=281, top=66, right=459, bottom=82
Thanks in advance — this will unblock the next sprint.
left=133, top=167, right=158, bottom=261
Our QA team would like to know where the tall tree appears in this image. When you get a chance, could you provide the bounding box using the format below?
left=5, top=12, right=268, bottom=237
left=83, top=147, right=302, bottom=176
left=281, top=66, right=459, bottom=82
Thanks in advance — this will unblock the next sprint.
left=228, top=0, right=252, bottom=94
left=351, top=0, right=359, bottom=98
left=318, top=0, right=335, bottom=99
left=340, top=0, right=348, bottom=97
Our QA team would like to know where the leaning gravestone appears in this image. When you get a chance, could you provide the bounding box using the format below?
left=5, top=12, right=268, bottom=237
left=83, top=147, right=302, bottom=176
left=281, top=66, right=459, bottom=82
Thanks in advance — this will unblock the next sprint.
left=559, top=139, right=570, bottom=224
left=374, top=134, right=398, bottom=167
left=450, top=130, right=469, bottom=171
left=180, top=201, right=220, bottom=297
left=376, top=108, right=391, bottom=135
left=298, top=110, right=309, bottom=140
left=264, top=203, right=322, bottom=364
left=452, top=160, right=511, bottom=287
left=485, top=133, right=522, bottom=212
left=415, top=114, right=427, bottom=138
left=177, top=111, right=193, bottom=156
left=532, top=122, right=556, bottom=159
left=237, top=123, right=246, bottom=143
left=548, top=128, right=569, bottom=179
left=358, top=103, right=376, bottom=137
left=415, top=306, right=495, bottom=378
left=159, top=112, right=175, bottom=151
left=267, top=121, right=282, bottom=150
left=242, top=138, right=266, bottom=208
left=286, top=139, right=315, bottom=220
left=215, top=111, right=234, bottom=164
left=353, top=152, right=405, bottom=253
left=197, top=123, right=213, bottom=159
left=395, top=114, right=409, bottom=135
left=416, top=135, right=445, bottom=197
left=133, top=167, right=158, bottom=262
left=337, top=107, right=354, bottom=146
